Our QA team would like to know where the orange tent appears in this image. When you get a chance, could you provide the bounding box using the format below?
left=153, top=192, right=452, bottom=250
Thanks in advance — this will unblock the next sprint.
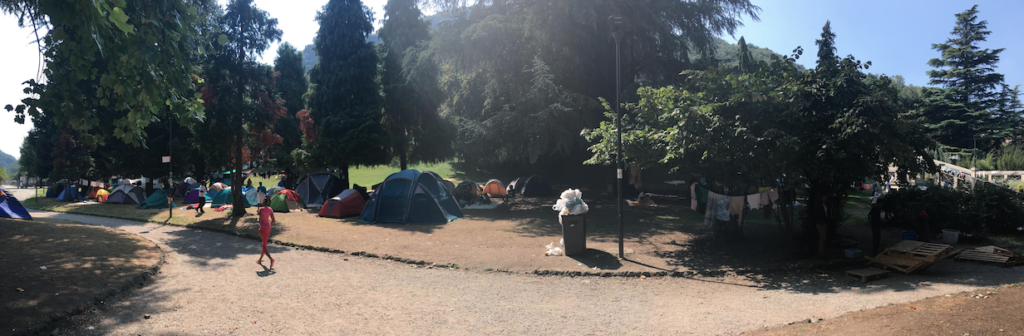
left=482, top=179, right=507, bottom=197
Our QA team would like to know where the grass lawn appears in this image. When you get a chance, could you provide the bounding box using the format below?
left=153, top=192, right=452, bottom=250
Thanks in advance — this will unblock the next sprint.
left=242, top=162, right=457, bottom=190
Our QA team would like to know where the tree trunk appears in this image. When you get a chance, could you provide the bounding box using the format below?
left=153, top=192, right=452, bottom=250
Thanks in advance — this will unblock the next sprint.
left=398, top=136, right=408, bottom=171
left=340, top=164, right=350, bottom=190
left=232, top=114, right=247, bottom=217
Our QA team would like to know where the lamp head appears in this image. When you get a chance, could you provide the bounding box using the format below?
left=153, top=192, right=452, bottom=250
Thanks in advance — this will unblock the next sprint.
left=608, top=15, right=624, bottom=42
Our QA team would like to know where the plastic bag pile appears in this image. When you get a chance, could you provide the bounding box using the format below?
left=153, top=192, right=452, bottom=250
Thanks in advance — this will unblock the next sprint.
left=552, top=189, right=589, bottom=216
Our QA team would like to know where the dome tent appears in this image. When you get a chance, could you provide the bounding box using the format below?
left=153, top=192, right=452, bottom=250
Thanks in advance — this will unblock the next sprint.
left=520, top=175, right=553, bottom=196
left=107, top=185, right=146, bottom=205
left=295, top=173, right=344, bottom=208
left=212, top=188, right=251, bottom=208
left=318, top=189, right=366, bottom=218
left=0, top=188, right=31, bottom=219
left=482, top=179, right=507, bottom=197
left=137, top=189, right=178, bottom=209
left=360, top=170, right=464, bottom=224
left=454, top=180, right=481, bottom=203
left=269, top=189, right=304, bottom=213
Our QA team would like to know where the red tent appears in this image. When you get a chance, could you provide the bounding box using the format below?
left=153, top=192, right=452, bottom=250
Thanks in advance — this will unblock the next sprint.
left=318, top=190, right=367, bottom=218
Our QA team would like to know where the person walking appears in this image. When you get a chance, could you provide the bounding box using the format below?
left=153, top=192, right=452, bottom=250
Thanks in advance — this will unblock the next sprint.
left=869, top=199, right=884, bottom=256
left=257, top=199, right=276, bottom=268
left=196, top=180, right=208, bottom=214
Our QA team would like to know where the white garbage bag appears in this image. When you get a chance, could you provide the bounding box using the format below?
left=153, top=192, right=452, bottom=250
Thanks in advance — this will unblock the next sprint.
left=552, top=189, right=589, bottom=216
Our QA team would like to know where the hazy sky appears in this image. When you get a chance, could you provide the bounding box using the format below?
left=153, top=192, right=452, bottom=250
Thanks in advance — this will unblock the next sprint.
left=1, top=0, right=1021, bottom=159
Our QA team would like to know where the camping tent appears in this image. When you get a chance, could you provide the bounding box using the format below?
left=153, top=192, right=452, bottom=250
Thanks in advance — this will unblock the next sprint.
left=212, top=187, right=250, bottom=208
left=269, top=189, right=304, bottom=213
left=295, top=173, right=345, bottom=208
left=520, top=175, right=553, bottom=196
left=0, top=188, right=31, bottom=219
left=482, top=179, right=507, bottom=197
left=56, top=186, right=81, bottom=201
left=107, top=185, right=146, bottom=205
left=454, top=180, right=481, bottom=203
left=137, top=189, right=178, bottom=209
left=182, top=187, right=202, bottom=204
left=211, top=182, right=226, bottom=192
left=245, top=188, right=260, bottom=206
left=96, top=189, right=110, bottom=202
left=318, top=189, right=366, bottom=218
left=360, top=170, right=464, bottom=224
left=88, top=187, right=101, bottom=199
left=267, top=186, right=285, bottom=197
left=45, top=183, right=65, bottom=198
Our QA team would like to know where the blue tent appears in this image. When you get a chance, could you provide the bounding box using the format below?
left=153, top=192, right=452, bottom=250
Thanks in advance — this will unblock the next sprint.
left=360, top=169, right=463, bottom=224
left=0, top=188, right=31, bottom=219
left=56, top=186, right=80, bottom=201
left=45, top=183, right=65, bottom=198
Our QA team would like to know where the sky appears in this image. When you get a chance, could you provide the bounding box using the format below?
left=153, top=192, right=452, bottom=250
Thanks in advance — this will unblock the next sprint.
left=1, top=0, right=1022, bottom=159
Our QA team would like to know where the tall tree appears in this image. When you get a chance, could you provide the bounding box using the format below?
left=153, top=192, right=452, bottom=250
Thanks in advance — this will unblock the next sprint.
left=302, top=0, right=388, bottom=188
left=2, top=0, right=213, bottom=146
left=17, top=136, right=36, bottom=179
left=272, top=43, right=307, bottom=173
left=379, top=0, right=453, bottom=170
left=423, top=0, right=760, bottom=174
left=921, top=5, right=1020, bottom=154
left=200, top=0, right=283, bottom=216
left=584, top=25, right=935, bottom=250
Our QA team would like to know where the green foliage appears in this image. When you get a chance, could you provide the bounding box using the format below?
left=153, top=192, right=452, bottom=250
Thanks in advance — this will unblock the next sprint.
left=993, top=144, right=1024, bottom=170
left=1, top=0, right=213, bottom=146
left=379, top=0, right=455, bottom=170
left=583, top=22, right=935, bottom=240
left=271, top=42, right=306, bottom=172
left=425, top=0, right=760, bottom=171
left=0, top=166, right=8, bottom=184
left=304, top=0, right=389, bottom=174
left=920, top=5, right=1022, bottom=153
left=884, top=183, right=1024, bottom=235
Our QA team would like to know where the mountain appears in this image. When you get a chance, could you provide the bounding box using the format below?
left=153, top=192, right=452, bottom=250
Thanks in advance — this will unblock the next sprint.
left=711, top=37, right=804, bottom=69
left=0, top=149, right=17, bottom=174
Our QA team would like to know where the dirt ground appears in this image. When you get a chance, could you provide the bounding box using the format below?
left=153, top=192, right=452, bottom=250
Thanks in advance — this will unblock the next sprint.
left=0, top=217, right=161, bottom=336
left=26, top=191, right=914, bottom=276
left=743, top=283, right=1024, bottom=336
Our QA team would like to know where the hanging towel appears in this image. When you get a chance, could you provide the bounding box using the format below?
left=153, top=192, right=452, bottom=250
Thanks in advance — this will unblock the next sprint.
left=716, top=194, right=731, bottom=221
left=746, top=194, right=761, bottom=209
left=729, top=196, right=745, bottom=223
left=628, top=163, right=643, bottom=188
left=704, top=192, right=717, bottom=227
left=690, top=183, right=698, bottom=211
left=760, top=191, right=771, bottom=206
left=768, top=188, right=780, bottom=202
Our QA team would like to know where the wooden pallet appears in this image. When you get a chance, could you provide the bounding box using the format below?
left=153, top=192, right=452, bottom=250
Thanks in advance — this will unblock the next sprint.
left=955, top=246, right=1024, bottom=267
left=846, top=267, right=891, bottom=282
left=885, top=240, right=954, bottom=262
left=865, top=253, right=931, bottom=274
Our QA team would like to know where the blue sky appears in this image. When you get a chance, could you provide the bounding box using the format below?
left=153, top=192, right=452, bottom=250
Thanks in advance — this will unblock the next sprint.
left=723, top=0, right=1023, bottom=88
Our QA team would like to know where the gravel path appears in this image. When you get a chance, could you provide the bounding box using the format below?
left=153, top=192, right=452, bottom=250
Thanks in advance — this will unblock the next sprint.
left=17, top=193, right=1023, bottom=335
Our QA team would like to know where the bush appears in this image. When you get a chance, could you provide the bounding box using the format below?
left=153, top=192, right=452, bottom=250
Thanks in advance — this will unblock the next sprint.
left=882, top=182, right=1024, bottom=236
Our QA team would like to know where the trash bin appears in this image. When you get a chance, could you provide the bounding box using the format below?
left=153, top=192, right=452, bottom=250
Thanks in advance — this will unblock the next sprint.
left=561, top=214, right=587, bottom=256
left=942, top=229, right=960, bottom=245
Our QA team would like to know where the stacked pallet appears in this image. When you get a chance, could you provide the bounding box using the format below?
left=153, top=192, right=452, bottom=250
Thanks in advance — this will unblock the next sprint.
left=955, top=246, right=1024, bottom=267
left=865, top=240, right=961, bottom=274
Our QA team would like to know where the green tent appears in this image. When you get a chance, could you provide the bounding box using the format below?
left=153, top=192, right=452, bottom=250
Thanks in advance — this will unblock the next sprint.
left=136, top=189, right=177, bottom=209
left=212, top=188, right=251, bottom=208
left=270, top=191, right=303, bottom=213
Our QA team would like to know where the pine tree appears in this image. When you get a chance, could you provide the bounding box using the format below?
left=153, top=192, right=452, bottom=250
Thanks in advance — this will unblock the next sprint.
left=379, top=0, right=454, bottom=170
left=921, top=5, right=1018, bottom=154
left=272, top=43, right=307, bottom=173
left=304, top=0, right=388, bottom=188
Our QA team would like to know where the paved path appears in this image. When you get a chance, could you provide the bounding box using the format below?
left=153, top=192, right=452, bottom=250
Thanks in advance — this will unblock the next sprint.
left=16, top=190, right=1024, bottom=335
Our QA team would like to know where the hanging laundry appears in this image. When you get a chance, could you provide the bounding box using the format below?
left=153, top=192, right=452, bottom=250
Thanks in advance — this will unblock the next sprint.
left=758, top=186, right=772, bottom=193
left=704, top=192, right=717, bottom=227
left=768, top=188, right=780, bottom=202
left=628, top=163, right=643, bottom=188
left=690, top=183, right=698, bottom=211
left=746, top=194, right=761, bottom=210
left=715, top=194, right=730, bottom=221
left=760, top=191, right=771, bottom=206
left=696, top=186, right=709, bottom=212
left=729, top=196, right=745, bottom=223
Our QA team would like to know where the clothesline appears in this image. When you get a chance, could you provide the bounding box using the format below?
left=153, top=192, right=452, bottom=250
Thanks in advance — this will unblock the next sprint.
left=690, top=183, right=780, bottom=228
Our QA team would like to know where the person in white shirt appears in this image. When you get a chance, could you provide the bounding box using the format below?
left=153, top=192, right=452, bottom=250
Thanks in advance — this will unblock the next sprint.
left=197, top=181, right=208, bottom=214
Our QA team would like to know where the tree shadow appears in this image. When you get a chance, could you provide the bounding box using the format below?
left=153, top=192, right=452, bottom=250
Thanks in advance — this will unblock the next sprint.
left=159, top=225, right=288, bottom=269
left=568, top=249, right=624, bottom=270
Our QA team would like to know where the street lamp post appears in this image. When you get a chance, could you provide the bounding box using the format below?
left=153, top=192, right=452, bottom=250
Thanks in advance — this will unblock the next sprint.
left=608, top=15, right=625, bottom=259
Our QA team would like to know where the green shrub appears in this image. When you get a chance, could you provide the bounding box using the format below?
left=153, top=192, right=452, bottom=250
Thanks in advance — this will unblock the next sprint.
left=882, top=182, right=1024, bottom=235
